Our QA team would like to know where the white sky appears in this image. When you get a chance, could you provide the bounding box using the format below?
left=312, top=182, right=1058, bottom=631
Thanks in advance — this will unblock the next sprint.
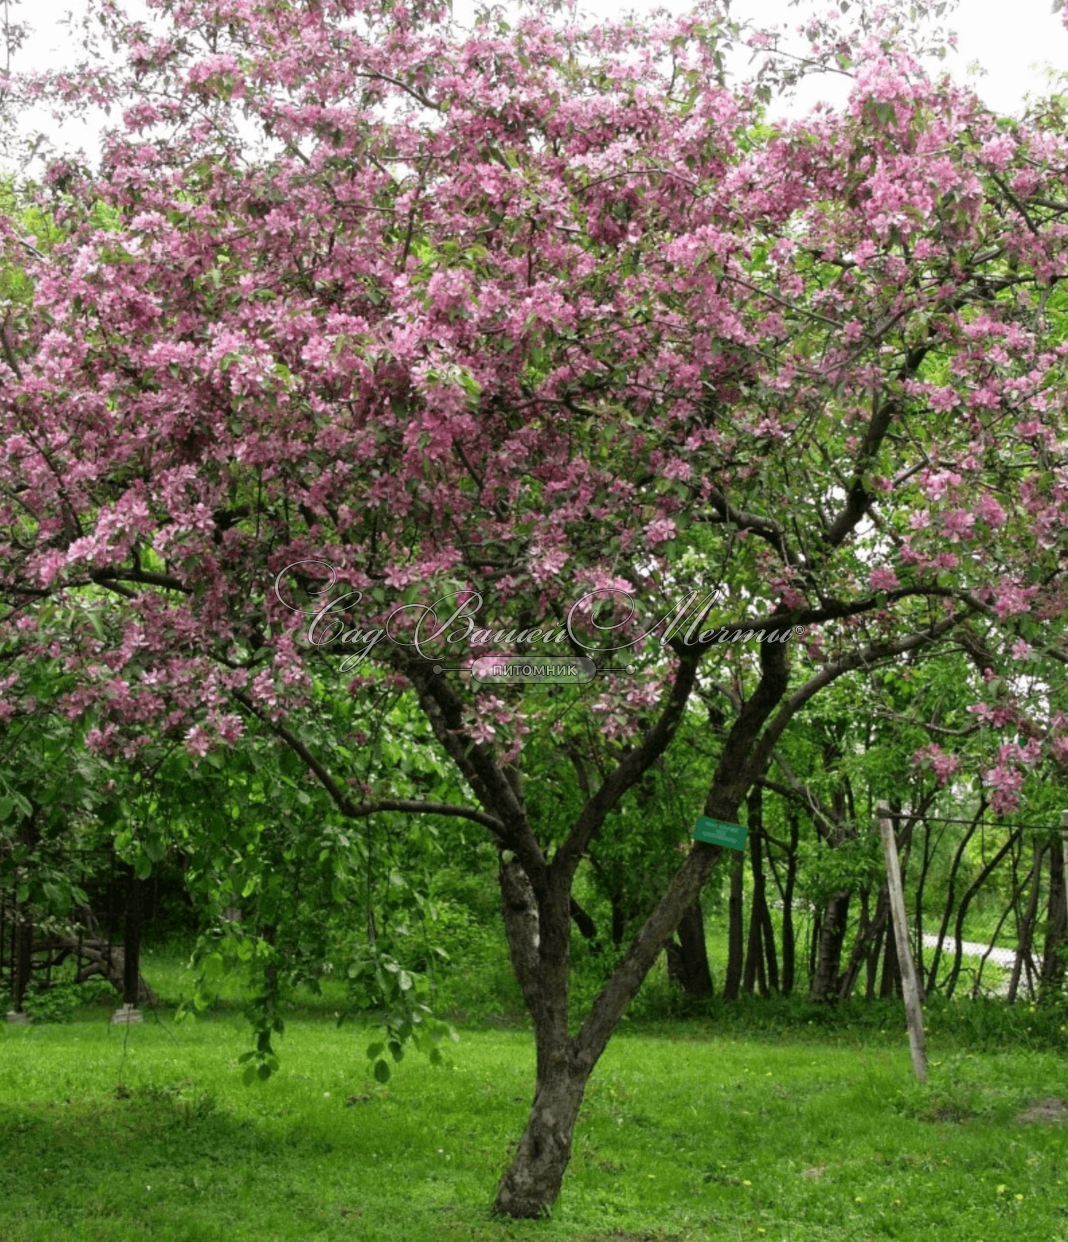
left=4, top=0, right=1067, bottom=168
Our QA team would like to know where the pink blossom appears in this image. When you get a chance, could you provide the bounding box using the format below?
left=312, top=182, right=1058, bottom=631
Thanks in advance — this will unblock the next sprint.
left=869, top=568, right=899, bottom=591
left=973, top=493, right=1007, bottom=527
left=644, top=518, right=677, bottom=547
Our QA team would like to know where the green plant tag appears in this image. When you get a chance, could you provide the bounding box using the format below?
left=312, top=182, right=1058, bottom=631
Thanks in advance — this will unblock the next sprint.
left=693, top=816, right=748, bottom=850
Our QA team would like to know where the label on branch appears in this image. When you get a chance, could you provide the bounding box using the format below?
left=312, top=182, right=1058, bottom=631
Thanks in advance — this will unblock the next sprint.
left=693, top=816, right=748, bottom=850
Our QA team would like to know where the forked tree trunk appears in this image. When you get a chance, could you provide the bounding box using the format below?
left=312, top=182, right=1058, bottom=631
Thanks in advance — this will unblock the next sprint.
left=489, top=640, right=791, bottom=1218
left=492, top=825, right=733, bottom=1217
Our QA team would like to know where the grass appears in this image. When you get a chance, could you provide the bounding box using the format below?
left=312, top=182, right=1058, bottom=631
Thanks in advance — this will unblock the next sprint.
left=2, top=950, right=1068, bottom=1241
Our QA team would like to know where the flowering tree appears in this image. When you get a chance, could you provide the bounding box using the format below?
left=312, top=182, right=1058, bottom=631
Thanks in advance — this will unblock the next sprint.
left=3, top=0, right=1068, bottom=1217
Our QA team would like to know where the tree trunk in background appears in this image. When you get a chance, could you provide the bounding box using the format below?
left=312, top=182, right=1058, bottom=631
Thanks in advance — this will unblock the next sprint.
left=944, top=828, right=1021, bottom=1000
left=13, top=903, right=33, bottom=1013
left=724, top=847, right=744, bottom=1000
left=743, top=886, right=766, bottom=996
left=743, top=787, right=778, bottom=994
left=779, top=809, right=794, bottom=993
left=1040, top=836, right=1067, bottom=996
left=838, top=887, right=887, bottom=1001
left=809, top=890, right=850, bottom=1001
left=880, top=907, right=901, bottom=998
left=865, top=896, right=887, bottom=1000
left=808, top=907, right=821, bottom=989
left=1007, top=842, right=1044, bottom=1005
left=12, top=811, right=39, bottom=1014
left=122, top=866, right=143, bottom=1009
left=666, top=898, right=713, bottom=996
left=925, top=806, right=981, bottom=995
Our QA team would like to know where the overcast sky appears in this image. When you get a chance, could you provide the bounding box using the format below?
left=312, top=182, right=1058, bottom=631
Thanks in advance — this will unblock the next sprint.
left=6, top=0, right=1067, bottom=168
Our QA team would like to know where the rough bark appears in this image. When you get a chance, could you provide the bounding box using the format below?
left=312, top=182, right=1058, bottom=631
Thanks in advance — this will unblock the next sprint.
left=492, top=1049, right=590, bottom=1218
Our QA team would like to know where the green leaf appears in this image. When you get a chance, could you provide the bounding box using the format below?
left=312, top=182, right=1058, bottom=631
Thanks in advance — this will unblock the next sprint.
left=388, top=1040, right=404, bottom=1063
left=202, top=952, right=225, bottom=983
left=429, top=1047, right=443, bottom=1066
left=143, top=837, right=166, bottom=863
left=257, top=1062, right=271, bottom=1081
left=366, top=1041, right=385, bottom=1060
left=373, top=1058, right=391, bottom=1084
left=242, top=1065, right=256, bottom=1087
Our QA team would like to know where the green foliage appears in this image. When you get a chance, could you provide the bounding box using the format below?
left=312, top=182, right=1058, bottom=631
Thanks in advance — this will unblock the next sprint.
left=1, top=976, right=116, bottom=1024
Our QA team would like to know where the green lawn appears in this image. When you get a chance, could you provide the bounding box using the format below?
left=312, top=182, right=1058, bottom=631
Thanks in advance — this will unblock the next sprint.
left=2, top=987, right=1068, bottom=1242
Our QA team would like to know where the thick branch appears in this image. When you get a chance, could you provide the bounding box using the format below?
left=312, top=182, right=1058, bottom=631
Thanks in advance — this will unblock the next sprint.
left=232, top=689, right=503, bottom=834
left=753, top=610, right=968, bottom=771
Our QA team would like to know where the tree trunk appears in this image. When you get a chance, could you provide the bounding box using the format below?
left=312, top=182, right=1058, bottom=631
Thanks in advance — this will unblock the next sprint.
left=944, top=828, right=1020, bottom=999
left=724, top=847, right=744, bottom=1000
left=493, top=815, right=735, bottom=1215
left=1040, top=835, right=1067, bottom=996
left=865, top=899, right=886, bottom=1000
left=492, top=638, right=790, bottom=1218
left=925, top=805, right=981, bottom=995
left=809, top=890, right=850, bottom=1000
left=12, top=811, right=39, bottom=1013
left=123, top=867, right=143, bottom=1009
left=493, top=1049, right=589, bottom=1218
left=839, top=887, right=887, bottom=1001
left=1007, top=842, right=1044, bottom=1005
left=742, top=787, right=777, bottom=994
left=880, top=909, right=901, bottom=998
left=766, top=805, right=798, bottom=995
left=665, top=898, right=713, bottom=996
left=13, top=904, right=33, bottom=1012
left=493, top=853, right=576, bottom=1218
